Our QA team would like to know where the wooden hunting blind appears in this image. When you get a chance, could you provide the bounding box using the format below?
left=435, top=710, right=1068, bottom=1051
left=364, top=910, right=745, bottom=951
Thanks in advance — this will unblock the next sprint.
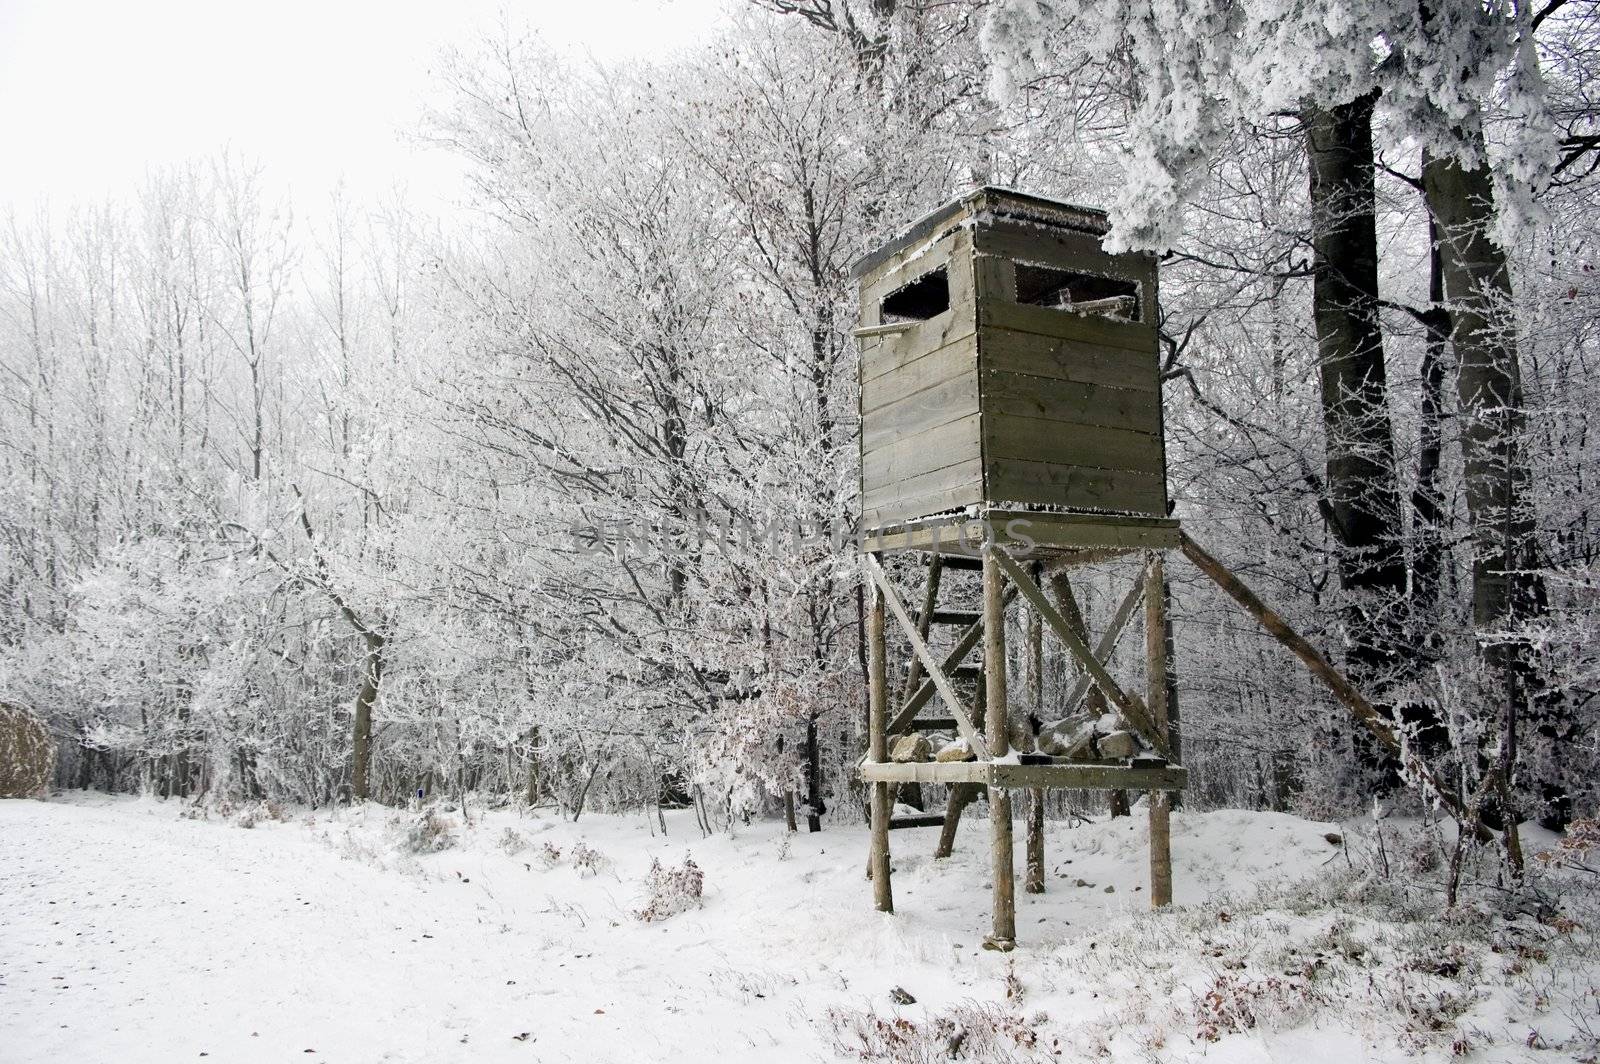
left=852, top=189, right=1454, bottom=950
left=856, top=187, right=1170, bottom=538
left=853, top=188, right=1184, bottom=951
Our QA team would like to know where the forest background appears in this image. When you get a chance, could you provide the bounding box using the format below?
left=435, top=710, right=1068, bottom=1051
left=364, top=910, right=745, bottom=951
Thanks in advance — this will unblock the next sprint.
left=2, top=0, right=1596, bottom=842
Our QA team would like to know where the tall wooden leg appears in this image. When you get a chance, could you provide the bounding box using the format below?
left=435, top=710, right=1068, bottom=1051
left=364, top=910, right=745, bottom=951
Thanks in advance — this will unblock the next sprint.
left=1025, top=789, right=1046, bottom=893
left=983, top=545, right=1016, bottom=950
left=868, top=572, right=894, bottom=912
left=935, top=783, right=981, bottom=858
left=1149, top=792, right=1172, bottom=907
left=1024, top=587, right=1046, bottom=893
left=1145, top=551, right=1173, bottom=909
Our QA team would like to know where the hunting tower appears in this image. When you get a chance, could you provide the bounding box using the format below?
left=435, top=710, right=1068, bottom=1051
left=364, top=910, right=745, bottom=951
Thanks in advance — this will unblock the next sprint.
left=854, top=188, right=1185, bottom=950
left=857, top=187, right=1170, bottom=539
left=852, top=189, right=1449, bottom=950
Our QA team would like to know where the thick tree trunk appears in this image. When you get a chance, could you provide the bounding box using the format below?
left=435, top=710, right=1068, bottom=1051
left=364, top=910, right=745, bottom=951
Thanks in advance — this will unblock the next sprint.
left=1422, top=150, right=1525, bottom=647
left=1305, top=94, right=1410, bottom=782
left=1160, top=564, right=1183, bottom=807
left=1404, top=219, right=1456, bottom=757
left=1422, top=144, right=1567, bottom=829
left=525, top=726, right=541, bottom=807
left=803, top=715, right=823, bottom=832
left=1412, top=220, right=1452, bottom=641
left=351, top=632, right=385, bottom=801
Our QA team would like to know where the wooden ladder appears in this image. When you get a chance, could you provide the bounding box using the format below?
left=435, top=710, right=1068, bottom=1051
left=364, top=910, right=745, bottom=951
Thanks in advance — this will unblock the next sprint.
left=885, top=553, right=989, bottom=854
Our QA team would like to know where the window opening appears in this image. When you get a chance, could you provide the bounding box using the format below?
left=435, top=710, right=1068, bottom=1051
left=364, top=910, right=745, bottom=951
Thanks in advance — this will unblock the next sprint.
left=1014, top=263, right=1139, bottom=321
left=880, top=266, right=950, bottom=323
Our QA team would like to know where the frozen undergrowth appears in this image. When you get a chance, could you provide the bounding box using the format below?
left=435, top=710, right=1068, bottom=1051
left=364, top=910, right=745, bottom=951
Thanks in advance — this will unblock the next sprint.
left=826, top=825, right=1600, bottom=1064
left=3, top=795, right=1596, bottom=1063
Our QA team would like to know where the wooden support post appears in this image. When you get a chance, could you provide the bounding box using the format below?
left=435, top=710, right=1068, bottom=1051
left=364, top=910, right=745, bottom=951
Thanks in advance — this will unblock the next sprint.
left=983, top=545, right=1016, bottom=951
left=990, top=549, right=1171, bottom=759
left=1149, top=790, right=1173, bottom=908
left=1145, top=551, right=1173, bottom=908
left=935, top=783, right=982, bottom=858
left=1025, top=573, right=1046, bottom=894
left=867, top=574, right=894, bottom=913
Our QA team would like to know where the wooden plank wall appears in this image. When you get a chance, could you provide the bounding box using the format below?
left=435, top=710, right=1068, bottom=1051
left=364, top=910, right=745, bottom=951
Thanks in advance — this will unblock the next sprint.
left=856, top=209, right=1168, bottom=531
left=859, top=230, right=984, bottom=528
left=973, top=221, right=1167, bottom=518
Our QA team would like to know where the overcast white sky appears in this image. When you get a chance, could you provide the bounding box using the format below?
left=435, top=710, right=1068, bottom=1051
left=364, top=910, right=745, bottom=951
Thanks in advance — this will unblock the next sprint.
left=0, top=0, right=729, bottom=211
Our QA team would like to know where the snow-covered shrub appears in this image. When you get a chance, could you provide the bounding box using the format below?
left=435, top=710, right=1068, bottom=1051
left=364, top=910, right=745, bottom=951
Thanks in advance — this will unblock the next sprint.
left=823, top=1002, right=1047, bottom=1063
left=498, top=827, right=528, bottom=855
left=1191, top=972, right=1319, bottom=1043
left=402, top=810, right=457, bottom=853
left=327, top=825, right=382, bottom=866
left=569, top=841, right=611, bottom=877
left=232, top=800, right=290, bottom=829
left=1536, top=818, right=1600, bottom=877
left=635, top=854, right=703, bottom=922
left=535, top=840, right=563, bottom=868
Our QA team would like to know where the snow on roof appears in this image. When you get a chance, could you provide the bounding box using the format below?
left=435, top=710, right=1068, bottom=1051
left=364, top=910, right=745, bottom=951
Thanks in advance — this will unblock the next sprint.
left=848, top=186, right=1112, bottom=281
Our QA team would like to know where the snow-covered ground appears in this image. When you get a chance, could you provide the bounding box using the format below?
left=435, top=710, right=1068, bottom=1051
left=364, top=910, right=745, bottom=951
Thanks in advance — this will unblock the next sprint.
left=1, top=795, right=1593, bottom=1063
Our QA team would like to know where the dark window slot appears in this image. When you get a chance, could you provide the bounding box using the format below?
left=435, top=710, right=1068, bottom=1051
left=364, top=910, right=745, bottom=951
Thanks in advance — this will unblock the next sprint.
left=881, top=266, right=950, bottom=323
left=1015, top=263, right=1140, bottom=321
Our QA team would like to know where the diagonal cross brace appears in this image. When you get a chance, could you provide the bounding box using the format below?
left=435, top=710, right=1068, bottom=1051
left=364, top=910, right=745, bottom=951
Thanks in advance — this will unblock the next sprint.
left=889, top=584, right=1018, bottom=734
left=988, top=546, right=1172, bottom=760
left=1054, top=571, right=1146, bottom=723
left=864, top=554, right=991, bottom=760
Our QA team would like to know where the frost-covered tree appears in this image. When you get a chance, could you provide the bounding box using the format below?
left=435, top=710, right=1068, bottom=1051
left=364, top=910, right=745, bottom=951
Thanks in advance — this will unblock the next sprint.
left=982, top=0, right=1583, bottom=826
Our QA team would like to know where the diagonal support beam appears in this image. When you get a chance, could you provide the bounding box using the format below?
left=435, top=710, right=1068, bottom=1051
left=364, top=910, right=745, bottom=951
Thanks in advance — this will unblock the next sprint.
left=988, top=547, right=1172, bottom=760
left=889, top=584, right=1018, bottom=733
left=1178, top=531, right=1472, bottom=823
left=1055, top=571, right=1146, bottom=721
left=864, top=555, right=991, bottom=760
left=896, top=554, right=944, bottom=708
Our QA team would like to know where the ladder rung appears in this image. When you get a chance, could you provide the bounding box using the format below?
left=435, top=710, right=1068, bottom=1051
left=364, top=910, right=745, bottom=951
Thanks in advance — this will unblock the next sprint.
left=888, top=813, right=948, bottom=829
left=930, top=609, right=982, bottom=626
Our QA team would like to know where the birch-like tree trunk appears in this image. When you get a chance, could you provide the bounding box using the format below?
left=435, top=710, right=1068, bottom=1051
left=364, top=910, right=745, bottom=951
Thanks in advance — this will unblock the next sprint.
left=1423, top=143, right=1568, bottom=828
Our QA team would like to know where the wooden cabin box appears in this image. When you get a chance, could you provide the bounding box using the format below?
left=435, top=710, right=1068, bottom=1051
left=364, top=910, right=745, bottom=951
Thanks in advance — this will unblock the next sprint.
left=855, top=188, right=1167, bottom=534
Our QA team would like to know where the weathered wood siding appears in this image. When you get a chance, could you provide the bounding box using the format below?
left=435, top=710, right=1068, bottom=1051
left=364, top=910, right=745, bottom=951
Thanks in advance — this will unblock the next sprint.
left=859, top=230, right=984, bottom=529
left=977, top=286, right=1167, bottom=517
left=857, top=191, right=1167, bottom=531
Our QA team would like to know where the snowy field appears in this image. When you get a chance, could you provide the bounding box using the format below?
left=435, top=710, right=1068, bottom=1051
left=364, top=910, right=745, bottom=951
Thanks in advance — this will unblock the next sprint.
left=2, top=796, right=1595, bottom=1063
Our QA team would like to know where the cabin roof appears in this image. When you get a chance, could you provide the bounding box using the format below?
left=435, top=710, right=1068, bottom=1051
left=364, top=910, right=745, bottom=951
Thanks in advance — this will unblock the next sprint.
left=849, top=186, right=1111, bottom=281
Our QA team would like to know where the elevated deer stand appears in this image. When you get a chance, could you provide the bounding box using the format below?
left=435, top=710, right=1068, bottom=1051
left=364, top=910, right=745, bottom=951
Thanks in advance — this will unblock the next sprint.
left=852, top=189, right=1485, bottom=948
left=854, top=189, right=1182, bottom=950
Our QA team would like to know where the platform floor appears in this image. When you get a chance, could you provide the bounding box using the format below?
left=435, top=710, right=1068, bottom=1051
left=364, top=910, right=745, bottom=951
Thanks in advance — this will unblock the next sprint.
left=860, top=757, right=1186, bottom=791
